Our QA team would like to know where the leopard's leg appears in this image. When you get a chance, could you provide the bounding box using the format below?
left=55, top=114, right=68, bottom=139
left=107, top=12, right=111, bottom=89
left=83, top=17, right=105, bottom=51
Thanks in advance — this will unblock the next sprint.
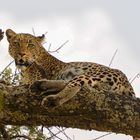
left=41, top=80, right=81, bottom=108
left=41, top=74, right=105, bottom=108
left=30, top=79, right=67, bottom=94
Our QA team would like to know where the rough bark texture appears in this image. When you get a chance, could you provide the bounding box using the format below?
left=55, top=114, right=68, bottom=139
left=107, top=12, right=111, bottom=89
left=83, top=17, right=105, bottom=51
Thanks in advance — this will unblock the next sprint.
left=0, top=80, right=139, bottom=137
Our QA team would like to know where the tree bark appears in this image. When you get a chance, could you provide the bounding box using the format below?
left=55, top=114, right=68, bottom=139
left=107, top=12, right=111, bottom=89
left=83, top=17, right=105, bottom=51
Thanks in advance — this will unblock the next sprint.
left=0, top=80, right=139, bottom=137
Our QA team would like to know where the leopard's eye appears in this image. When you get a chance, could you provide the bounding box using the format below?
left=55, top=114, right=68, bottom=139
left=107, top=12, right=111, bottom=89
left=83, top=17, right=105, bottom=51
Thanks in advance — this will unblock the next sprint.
left=28, top=44, right=35, bottom=48
left=12, top=41, right=19, bottom=46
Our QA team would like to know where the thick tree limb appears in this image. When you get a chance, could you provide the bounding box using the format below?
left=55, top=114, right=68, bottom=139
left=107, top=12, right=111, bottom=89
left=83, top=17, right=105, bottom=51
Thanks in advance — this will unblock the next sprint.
left=0, top=80, right=139, bottom=137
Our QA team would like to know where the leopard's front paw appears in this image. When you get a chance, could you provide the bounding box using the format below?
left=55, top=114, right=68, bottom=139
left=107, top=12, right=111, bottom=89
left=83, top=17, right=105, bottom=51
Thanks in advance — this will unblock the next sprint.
left=29, top=80, right=47, bottom=93
left=41, top=95, right=60, bottom=109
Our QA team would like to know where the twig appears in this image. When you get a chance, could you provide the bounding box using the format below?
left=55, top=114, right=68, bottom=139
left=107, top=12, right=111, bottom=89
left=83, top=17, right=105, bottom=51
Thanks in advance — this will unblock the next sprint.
left=56, top=127, right=72, bottom=140
left=0, top=61, right=14, bottom=76
left=48, top=43, right=52, bottom=52
left=130, top=73, right=140, bottom=83
left=46, top=128, right=64, bottom=140
left=92, top=132, right=112, bottom=140
left=44, top=31, right=48, bottom=36
left=48, top=40, right=69, bottom=53
left=32, top=28, right=36, bottom=36
left=40, top=125, right=44, bottom=133
left=32, top=28, right=48, bottom=38
left=109, top=49, right=118, bottom=67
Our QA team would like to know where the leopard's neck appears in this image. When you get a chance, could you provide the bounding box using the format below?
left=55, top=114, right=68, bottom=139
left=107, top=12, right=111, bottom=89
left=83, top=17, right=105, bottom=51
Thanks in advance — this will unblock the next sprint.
left=35, top=50, right=66, bottom=79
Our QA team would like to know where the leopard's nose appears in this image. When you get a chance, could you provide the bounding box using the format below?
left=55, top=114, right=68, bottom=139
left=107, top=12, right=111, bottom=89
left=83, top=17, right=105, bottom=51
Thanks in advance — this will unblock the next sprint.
left=19, top=59, right=24, bottom=63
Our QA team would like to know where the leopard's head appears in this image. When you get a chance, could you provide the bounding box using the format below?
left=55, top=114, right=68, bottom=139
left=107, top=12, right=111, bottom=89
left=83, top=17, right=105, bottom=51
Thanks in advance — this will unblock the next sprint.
left=6, top=29, right=45, bottom=70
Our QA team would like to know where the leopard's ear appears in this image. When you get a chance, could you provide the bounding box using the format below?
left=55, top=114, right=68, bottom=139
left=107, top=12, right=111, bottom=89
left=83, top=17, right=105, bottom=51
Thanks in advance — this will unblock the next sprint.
left=6, top=29, right=16, bottom=42
left=36, top=34, right=45, bottom=43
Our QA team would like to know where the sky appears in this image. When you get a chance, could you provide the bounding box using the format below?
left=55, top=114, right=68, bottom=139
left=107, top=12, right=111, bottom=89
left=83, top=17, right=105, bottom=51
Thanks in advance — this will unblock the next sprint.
left=0, top=0, right=140, bottom=140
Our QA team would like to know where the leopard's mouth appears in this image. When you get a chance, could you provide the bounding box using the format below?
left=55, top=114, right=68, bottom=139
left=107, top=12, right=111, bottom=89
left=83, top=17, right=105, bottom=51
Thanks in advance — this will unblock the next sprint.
left=16, top=63, right=30, bottom=67
left=15, top=60, right=33, bottom=69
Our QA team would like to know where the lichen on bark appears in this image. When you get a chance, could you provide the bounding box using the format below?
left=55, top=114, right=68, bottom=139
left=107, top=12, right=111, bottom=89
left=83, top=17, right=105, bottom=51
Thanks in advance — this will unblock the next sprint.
left=0, top=80, right=139, bottom=137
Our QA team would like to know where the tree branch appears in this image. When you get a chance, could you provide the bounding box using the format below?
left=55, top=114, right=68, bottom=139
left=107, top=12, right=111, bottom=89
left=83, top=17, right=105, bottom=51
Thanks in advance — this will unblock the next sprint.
left=0, top=80, right=139, bottom=138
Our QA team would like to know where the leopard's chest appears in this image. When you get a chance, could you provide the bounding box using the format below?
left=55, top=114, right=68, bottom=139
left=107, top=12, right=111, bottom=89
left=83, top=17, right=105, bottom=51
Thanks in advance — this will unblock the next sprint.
left=21, top=63, right=46, bottom=84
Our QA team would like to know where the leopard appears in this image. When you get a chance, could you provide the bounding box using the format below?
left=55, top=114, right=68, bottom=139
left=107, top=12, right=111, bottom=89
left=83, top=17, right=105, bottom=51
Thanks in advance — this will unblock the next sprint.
left=6, top=29, right=138, bottom=140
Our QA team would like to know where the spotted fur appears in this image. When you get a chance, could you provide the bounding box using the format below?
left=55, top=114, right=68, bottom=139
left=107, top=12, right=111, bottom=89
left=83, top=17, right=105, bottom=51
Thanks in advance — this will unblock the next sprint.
left=6, top=29, right=135, bottom=97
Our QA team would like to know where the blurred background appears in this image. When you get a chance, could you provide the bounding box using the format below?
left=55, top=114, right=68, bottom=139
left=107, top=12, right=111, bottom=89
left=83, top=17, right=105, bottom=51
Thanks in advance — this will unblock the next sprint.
left=0, top=0, right=139, bottom=139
